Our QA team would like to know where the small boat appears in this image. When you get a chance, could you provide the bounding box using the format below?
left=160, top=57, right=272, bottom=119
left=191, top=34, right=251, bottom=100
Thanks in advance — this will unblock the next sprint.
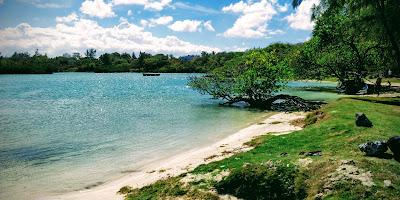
left=142, top=73, right=160, bottom=76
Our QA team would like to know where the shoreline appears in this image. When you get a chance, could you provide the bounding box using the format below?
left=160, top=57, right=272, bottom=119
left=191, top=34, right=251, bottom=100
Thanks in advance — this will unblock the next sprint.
left=299, top=79, right=400, bottom=87
left=43, top=112, right=307, bottom=200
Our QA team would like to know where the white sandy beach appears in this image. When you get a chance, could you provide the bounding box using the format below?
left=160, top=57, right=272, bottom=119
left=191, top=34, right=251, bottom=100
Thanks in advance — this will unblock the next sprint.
left=43, top=112, right=307, bottom=200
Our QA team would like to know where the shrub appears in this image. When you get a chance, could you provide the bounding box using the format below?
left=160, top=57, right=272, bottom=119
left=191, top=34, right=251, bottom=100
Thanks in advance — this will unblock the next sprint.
left=123, top=177, right=187, bottom=200
left=215, top=161, right=306, bottom=200
left=304, top=111, right=325, bottom=127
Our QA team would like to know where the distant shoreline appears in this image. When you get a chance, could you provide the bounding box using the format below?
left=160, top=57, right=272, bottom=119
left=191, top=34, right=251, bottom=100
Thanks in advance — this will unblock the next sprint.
left=44, top=112, right=306, bottom=200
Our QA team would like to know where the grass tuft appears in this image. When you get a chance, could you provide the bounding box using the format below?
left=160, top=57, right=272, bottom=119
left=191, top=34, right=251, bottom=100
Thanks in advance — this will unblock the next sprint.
left=215, top=161, right=306, bottom=200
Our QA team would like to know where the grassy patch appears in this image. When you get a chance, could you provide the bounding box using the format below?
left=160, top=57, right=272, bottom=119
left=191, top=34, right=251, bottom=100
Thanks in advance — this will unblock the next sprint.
left=193, top=97, right=400, bottom=199
left=121, top=97, right=400, bottom=199
left=215, top=161, right=306, bottom=200
left=120, top=177, right=187, bottom=200
left=350, top=96, right=400, bottom=106
left=309, top=77, right=400, bottom=84
left=243, top=135, right=268, bottom=147
left=120, top=175, right=219, bottom=200
left=303, top=110, right=325, bottom=127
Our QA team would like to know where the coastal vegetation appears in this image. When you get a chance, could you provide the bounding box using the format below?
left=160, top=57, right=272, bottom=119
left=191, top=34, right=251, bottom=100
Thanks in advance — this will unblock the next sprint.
left=290, top=0, right=400, bottom=94
left=2, top=0, right=399, bottom=85
left=2, top=0, right=399, bottom=199
left=117, top=0, right=400, bottom=199
left=119, top=96, right=400, bottom=200
left=0, top=50, right=243, bottom=74
left=188, top=0, right=400, bottom=98
left=188, top=48, right=293, bottom=108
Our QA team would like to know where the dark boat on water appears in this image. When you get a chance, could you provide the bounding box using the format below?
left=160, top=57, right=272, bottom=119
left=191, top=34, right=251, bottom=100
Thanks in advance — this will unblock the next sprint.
left=143, top=73, right=161, bottom=76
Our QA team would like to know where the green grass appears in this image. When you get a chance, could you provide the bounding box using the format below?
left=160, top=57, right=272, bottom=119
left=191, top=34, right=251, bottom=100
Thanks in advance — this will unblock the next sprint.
left=319, top=77, right=400, bottom=84
left=195, top=97, right=400, bottom=199
left=119, top=177, right=187, bottom=200
left=215, top=161, right=307, bottom=200
left=120, top=175, right=220, bottom=200
left=121, top=97, right=400, bottom=200
left=373, top=77, right=400, bottom=84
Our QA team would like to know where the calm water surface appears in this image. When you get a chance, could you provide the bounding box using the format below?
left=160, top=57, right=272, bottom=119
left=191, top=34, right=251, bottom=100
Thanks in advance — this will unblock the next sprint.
left=0, top=73, right=341, bottom=199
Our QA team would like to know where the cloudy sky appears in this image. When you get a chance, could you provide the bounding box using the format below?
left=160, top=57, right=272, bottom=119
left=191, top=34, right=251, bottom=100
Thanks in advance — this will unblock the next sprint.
left=0, top=0, right=319, bottom=57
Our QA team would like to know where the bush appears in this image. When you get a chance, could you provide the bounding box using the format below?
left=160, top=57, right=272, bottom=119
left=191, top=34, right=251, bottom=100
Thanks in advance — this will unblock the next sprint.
left=304, top=111, right=325, bottom=127
left=215, top=161, right=306, bottom=200
left=123, top=177, right=187, bottom=200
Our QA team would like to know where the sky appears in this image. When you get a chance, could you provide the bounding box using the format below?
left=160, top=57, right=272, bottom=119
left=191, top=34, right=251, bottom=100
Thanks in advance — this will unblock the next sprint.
left=0, top=0, right=320, bottom=57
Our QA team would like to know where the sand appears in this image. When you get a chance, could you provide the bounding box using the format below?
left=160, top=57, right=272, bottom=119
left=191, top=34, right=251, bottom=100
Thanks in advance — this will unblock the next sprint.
left=43, top=112, right=307, bottom=200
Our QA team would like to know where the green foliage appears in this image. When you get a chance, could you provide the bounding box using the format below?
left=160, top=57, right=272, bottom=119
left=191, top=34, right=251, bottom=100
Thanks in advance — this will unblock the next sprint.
left=122, top=177, right=187, bottom=200
left=0, top=50, right=244, bottom=74
left=188, top=48, right=293, bottom=107
left=0, top=52, right=55, bottom=74
left=85, top=48, right=96, bottom=59
left=194, top=97, right=400, bottom=199
left=215, top=162, right=306, bottom=200
left=290, top=0, right=400, bottom=93
left=120, top=176, right=220, bottom=200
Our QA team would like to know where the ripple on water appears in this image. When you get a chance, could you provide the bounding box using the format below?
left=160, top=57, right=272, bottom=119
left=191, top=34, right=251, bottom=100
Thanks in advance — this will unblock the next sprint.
left=0, top=73, right=341, bottom=200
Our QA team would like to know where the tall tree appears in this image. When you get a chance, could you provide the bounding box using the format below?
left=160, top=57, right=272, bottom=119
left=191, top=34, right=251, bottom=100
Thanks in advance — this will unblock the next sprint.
left=305, top=2, right=389, bottom=92
left=85, top=48, right=97, bottom=59
left=294, top=0, right=400, bottom=74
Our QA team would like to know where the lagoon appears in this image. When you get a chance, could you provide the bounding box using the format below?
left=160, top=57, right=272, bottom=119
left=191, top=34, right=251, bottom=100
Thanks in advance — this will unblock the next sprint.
left=0, top=73, right=340, bottom=199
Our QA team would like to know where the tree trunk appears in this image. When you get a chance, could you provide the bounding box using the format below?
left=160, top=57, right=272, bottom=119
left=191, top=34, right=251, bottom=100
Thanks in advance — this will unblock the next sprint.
left=248, top=95, right=324, bottom=111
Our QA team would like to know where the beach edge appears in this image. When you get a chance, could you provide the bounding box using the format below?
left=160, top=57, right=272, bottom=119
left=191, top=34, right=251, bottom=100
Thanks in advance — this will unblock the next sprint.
left=43, top=112, right=307, bottom=200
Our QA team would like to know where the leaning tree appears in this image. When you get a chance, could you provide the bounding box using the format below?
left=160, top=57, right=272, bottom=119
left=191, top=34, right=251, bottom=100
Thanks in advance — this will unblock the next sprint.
left=188, top=49, right=294, bottom=109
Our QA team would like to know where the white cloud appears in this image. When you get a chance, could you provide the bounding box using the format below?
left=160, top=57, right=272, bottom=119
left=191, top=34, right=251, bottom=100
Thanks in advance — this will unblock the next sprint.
left=221, top=0, right=283, bottom=38
left=168, top=20, right=202, bottom=32
left=112, top=0, right=171, bottom=11
left=56, top=13, right=78, bottom=24
left=269, top=29, right=285, bottom=35
left=17, top=0, right=73, bottom=8
left=127, top=9, right=133, bottom=16
left=141, top=16, right=173, bottom=27
left=0, top=0, right=4, bottom=5
left=80, top=0, right=115, bottom=19
left=0, top=19, right=219, bottom=57
left=140, top=19, right=149, bottom=27
left=222, top=1, right=247, bottom=13
left=119, top=17, right=128, bottom=23
left=277, top=3, right=289, bottom=12
left=203, top=21, right=215, bottom=32
left=285, top=0, right=319, bottom=30
left=172, top=2, right=220, bottom=14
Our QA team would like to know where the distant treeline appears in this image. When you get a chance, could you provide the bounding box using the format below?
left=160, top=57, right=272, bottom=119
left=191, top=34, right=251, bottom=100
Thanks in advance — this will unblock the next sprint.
left=0, top=49, right=243, bottom=74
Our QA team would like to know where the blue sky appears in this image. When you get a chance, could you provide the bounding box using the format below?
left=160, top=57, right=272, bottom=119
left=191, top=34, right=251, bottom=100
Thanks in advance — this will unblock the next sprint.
left=0, top=0, right=319, bottom=57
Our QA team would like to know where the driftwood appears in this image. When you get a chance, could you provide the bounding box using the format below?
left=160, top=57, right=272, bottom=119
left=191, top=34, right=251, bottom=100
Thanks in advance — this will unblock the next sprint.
left=223, top=94, right=325, bottom=112
left=268, top=94, right=325, bottom=112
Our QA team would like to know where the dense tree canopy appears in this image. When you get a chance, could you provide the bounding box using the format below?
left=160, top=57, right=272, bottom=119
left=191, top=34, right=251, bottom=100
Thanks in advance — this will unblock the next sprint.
left=290, top=0, right=400, bottom=93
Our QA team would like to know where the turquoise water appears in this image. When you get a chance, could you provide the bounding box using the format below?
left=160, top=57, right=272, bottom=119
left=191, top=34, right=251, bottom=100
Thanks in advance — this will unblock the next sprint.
left=0, top=73, right=341, bottom=199
left=285, top=81, right=344, bottom=101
